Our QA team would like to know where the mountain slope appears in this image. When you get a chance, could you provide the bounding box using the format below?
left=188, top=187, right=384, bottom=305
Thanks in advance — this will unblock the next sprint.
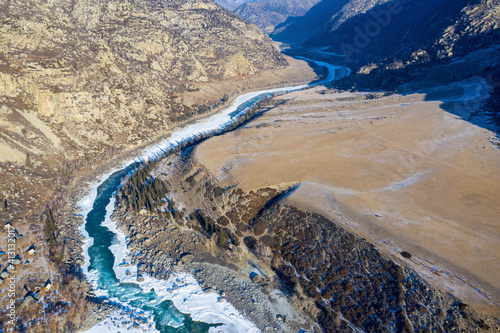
left=272, top=0, right=387, bottom=45
left=272, top=0, right=499, bottom=63
left=305, top=0, right=498, bottom=64
left=273, top=0, right=499, bottom=94
left=0, top=0, right=286, bottom=167
left=212, top=0, right=251, bottom=11
left=234, top=0, right=321, bottom=34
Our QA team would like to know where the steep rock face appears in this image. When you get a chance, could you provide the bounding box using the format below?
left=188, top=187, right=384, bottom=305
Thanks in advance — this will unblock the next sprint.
left=233, top=0, right=321, bottom=34
left=0, top=0, right=286, bottom=166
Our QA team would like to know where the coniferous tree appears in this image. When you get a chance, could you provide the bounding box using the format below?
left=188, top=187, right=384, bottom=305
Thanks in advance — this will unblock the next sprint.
left=44, top=208, right=57, bottom=248
left=232, top=234, right=240, bottom=246
left=217, top=228, right=226, bottom=247
left=25, top=153, right=32, bottom=168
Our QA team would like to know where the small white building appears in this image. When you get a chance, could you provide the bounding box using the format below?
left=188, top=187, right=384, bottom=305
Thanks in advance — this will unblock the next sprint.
left=44, top=279, right=52, bottom=292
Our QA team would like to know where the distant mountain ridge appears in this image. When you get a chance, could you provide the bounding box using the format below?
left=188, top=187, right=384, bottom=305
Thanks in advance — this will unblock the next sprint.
left=234, top=0, right=321, bottom=34
left=272, top=0, right=389, bottom=45
left=272, top=0, right=499, bottom=99
left=212, top=0, right=320, bottom=35
left=212, top=0, right=254, bottom=11
left=273, top=0, right=499, bottom=65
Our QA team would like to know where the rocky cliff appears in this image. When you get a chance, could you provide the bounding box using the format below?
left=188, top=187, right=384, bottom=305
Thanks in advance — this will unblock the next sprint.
left=0, top=0, right=286, bottom=168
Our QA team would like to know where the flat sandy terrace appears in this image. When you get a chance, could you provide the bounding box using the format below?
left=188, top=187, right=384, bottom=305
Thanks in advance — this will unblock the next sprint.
left=194, top=77, right=500, bottom=317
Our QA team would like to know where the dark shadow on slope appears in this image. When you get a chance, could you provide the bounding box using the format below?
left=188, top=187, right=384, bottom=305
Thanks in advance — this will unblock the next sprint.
left=435, top=67, right=500, bottom=138
left=309, top=0, right=481, bottom=58
left=272, top=0, right=350, bottom=44
left=275, top=0, right=485, bottom=68
left=316, top=0, right=500, bottom=136
left=332, top=43, right=500, bottom=136
left=273, top=0, right=500, bottom=132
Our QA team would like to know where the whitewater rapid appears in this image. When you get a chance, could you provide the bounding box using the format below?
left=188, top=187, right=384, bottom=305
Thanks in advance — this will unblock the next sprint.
left=78, top=59, right=348, bottom=333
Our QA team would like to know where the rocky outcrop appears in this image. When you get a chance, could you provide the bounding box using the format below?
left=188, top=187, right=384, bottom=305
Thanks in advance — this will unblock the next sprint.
left=0, top=0, right=286, bottom=167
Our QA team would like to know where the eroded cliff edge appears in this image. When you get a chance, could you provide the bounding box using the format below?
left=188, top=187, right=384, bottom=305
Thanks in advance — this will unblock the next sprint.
left=114, top=83, right=499, bottom=332
left=111, top=100, right=500, bottom=332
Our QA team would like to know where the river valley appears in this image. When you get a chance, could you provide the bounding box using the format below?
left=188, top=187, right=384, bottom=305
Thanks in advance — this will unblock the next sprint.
left=78, top=59, right=348, bottom=332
